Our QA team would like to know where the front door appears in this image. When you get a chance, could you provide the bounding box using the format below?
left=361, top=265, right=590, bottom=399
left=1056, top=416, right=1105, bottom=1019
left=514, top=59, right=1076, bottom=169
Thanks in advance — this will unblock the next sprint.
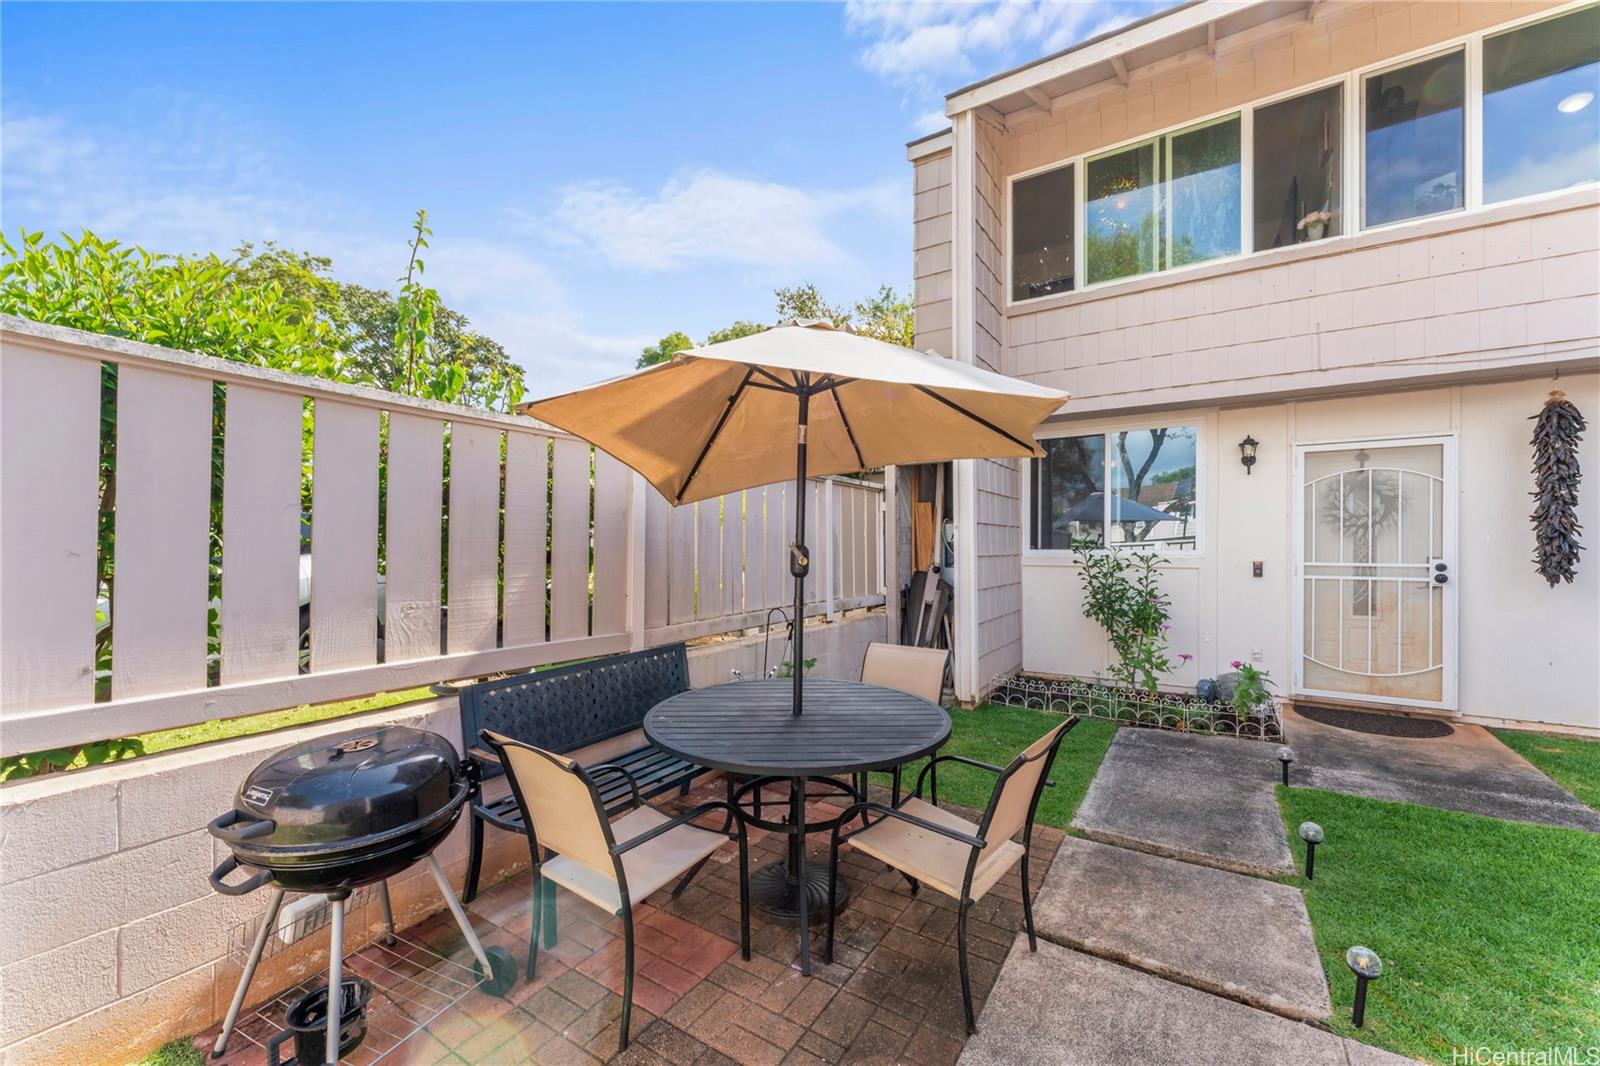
left=1292, top=437, right=1457, bottom=709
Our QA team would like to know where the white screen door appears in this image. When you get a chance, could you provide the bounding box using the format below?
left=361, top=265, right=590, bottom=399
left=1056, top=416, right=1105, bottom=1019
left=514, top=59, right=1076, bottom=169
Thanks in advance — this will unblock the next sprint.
left=1292, top=437, right=1457, bottom=709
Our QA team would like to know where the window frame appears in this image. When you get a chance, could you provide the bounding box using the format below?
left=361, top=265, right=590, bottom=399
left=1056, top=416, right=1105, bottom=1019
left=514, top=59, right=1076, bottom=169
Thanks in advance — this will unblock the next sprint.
left=1025, top=420, right=1206, bottom=558
left=1002, top=0, right=1599, bottom=310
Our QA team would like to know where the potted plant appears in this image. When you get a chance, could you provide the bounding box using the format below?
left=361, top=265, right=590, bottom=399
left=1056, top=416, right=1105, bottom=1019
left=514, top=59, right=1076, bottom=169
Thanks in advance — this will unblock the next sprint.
left=1297, top=207, right=1333, bottom=242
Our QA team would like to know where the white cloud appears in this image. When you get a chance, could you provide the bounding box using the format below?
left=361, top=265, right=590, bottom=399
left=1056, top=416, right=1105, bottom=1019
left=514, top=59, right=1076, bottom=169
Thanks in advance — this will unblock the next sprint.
left=843, top=0, right=1136, bottom=132
left=539, top=169, right=903, bottom=273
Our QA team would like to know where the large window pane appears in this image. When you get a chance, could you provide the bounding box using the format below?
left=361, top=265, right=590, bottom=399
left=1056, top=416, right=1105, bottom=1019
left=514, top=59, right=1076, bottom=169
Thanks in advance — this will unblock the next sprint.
left=1364, top=51, right=1465, bottom=226
left=1086, top=140, right=1160, bottom=283
left=1254, top=85, right=1343, bottom=250
left=1109, top=427, right=1198, bottom=550
left=1167, top=117, right=1241, bottom=266
left=1031, top=435, right=1105, bottom=549
left=1011, top=165, right=1076, bottom=301
left=1484, top=6, right=1600, bottom=204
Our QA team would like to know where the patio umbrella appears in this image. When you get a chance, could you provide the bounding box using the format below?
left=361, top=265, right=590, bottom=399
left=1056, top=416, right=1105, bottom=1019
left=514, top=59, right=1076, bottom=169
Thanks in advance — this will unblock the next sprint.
left=1057, top=492, right=1172, bottom=526
left=521, top=321, right=1068, bottom=715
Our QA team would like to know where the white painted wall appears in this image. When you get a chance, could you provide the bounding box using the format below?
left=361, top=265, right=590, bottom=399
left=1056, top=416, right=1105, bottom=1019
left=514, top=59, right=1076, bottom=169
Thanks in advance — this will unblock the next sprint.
left=1021, top=374, right=1600, bottom=732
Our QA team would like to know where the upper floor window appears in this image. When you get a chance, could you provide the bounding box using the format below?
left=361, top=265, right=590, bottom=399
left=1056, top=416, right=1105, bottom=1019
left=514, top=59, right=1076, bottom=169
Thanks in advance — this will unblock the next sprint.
left=1254, top=85, right=1343, bottom=250
left=1012, top=164, right=1076, bottom=301
left=1363, top=51, right=1466, bottom=226
left=1483, top=5, right=1600, bottom=204
left=1030, top=426, right=1199, bottom=551
left=1085, top=115, right=1241, bottom=284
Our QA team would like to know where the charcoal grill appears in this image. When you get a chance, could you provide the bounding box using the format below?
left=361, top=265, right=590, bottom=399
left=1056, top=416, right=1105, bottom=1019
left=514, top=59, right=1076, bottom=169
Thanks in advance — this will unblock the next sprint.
left=207, top=724, right=515, bottom=1064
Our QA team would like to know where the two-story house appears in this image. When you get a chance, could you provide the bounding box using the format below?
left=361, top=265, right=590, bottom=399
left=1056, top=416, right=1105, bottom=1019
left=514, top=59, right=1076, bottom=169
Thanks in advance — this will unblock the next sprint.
left=910, top=0, right=1599, bottom=734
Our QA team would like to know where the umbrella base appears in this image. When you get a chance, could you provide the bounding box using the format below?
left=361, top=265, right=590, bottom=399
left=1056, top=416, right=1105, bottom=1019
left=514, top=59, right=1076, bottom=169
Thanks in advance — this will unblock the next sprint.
left=749, top=861, right=850, bottom=926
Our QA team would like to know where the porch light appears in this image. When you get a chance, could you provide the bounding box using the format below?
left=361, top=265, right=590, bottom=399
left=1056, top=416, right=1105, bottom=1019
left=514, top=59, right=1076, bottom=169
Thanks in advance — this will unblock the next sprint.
left=1345, top=946, right=1383, bottom=1028
left=1238, top=435, right=1259, bottom=475
left=1298, top=821, right=1323, bottom=880
left=1276, top=745, right=1295, bottom=785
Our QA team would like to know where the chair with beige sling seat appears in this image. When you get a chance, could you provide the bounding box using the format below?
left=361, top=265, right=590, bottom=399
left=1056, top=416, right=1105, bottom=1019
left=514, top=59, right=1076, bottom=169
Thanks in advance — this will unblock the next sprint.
left=825, top=717, right=1078, bottom=1035
left=859, top=641, right=950, bottom=803
left=481, top=730, right=751, bottom=1055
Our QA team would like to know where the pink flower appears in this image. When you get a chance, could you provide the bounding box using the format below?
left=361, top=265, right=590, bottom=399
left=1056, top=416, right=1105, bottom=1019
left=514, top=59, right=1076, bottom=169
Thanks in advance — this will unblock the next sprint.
left=1161, top=623, right=1172, bottom=632
left=1230, top=659, right=1244, bottom=669
left=1178, top=653, right=1193, bottom=663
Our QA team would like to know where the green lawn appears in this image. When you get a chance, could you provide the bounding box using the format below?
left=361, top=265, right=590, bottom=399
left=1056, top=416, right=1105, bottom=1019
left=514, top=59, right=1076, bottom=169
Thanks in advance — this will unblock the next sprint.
left=136, top=1037, right=204, bottom=1066
left=875, top=704, right=1117, bottom=829
left=1278, top=786, right=1600, bottom=1063
left=1491, top=730, right=1600, bottom=811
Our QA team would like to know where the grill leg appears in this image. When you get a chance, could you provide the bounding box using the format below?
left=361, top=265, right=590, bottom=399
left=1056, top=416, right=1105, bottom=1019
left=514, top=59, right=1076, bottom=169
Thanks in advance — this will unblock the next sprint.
left=377, top=880, right=396, bottom=946
left=425, top=853, right=493, bottom=975
left=211, top=887, right=285, bottom=1059
left=327, top=897, right=345, bottom=1066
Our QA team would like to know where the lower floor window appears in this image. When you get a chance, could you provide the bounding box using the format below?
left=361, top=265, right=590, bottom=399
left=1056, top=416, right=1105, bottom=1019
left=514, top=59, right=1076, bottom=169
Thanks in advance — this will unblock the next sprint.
left=1030, top=426, right=1199, bottom=550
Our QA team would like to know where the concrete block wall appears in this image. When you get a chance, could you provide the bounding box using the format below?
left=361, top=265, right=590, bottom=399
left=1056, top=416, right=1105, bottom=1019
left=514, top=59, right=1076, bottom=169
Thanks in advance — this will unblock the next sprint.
left=0, top=612, right=888, bottom=1064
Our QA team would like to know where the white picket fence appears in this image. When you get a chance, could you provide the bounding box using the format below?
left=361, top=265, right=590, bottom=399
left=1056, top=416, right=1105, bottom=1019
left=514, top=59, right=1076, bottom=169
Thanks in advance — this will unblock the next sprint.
left=0, top=317, right=885, bottom=756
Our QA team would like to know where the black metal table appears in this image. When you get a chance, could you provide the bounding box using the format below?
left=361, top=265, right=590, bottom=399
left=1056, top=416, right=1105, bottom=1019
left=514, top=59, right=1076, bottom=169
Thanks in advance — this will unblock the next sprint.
left=644, top=678, right=950, bottom=974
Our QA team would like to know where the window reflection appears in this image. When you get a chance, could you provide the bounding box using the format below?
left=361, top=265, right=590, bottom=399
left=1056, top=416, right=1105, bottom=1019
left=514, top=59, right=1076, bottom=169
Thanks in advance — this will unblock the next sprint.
left=1364, top=51, right=1466, bottom=226
left=1483, top=6, right=1600, bottom=203
left=1031, top=435, right=1104, bottom=549
left=1011, top=165, right=1076, bottom=301
left=1254, top=85, right=1343, bottom=249
left=1109, top=428, right=1198, bottom=550
left=1086, top=140, right=1161, bottom=284
left=1168, top=118, right=1241, bottom=266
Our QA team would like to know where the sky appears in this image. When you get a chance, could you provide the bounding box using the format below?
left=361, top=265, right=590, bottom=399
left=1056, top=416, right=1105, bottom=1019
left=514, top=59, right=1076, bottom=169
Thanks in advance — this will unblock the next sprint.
left=2, top=1, right=1146, bottom=396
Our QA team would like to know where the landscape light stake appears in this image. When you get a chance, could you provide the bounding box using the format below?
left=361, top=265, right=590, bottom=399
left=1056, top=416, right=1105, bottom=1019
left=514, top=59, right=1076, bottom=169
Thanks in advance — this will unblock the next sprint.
left=1345, top=947, right=1383, bottom=1028
left=1298, top=821, right=1323, bottom=880
left=1276, top=745, right=1296, bottom=786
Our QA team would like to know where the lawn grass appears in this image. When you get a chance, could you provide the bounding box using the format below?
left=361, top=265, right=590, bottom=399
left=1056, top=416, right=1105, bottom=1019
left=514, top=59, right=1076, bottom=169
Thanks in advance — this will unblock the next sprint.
left=1278, top=786, right=1600, bottom=1063
left=874, top=704, right=1117, bottom=829
left=136, top=1037, right=204, bottom=1066
left=1491, top=729, right=1600, bottom=811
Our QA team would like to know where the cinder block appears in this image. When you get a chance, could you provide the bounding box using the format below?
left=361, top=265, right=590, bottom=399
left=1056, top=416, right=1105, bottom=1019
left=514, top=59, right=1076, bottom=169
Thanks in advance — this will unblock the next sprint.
left=117, top=889, right=262, bottom=996
left=1, top=960, right=214, bottom=1066
left=0, top=928, right=118, bottom=1044
left=0, top=776, right=118, bottom=884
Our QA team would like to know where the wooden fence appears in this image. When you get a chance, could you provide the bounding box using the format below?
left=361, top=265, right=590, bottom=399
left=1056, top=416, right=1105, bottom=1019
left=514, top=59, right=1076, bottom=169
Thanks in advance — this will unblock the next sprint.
left=0, top=317, right=885, bottom=756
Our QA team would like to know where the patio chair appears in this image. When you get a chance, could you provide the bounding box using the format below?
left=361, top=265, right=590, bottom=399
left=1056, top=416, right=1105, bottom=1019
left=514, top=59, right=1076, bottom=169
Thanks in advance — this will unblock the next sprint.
left=860, top=642, right=950, bottom=803
left=825, top=716, right=1078, bottom=1035
left=481, top=730, right=750, bottom=1054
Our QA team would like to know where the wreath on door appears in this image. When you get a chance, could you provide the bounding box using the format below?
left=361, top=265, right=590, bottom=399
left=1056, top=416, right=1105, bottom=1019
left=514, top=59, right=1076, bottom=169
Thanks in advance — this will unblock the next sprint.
left=1530, top=390, right=1585, bottom=587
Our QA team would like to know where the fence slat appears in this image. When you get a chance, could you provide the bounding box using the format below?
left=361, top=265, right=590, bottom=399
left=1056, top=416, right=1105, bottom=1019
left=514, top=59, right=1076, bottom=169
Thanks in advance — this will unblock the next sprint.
left=221, top=384, right=303, bottom=683
left=723, top=491, right=743, bottom=616
left=384, top=413, right=443, bottom=662
left=550, top=437, right=589, bottom=641
left=644, top=489, right=669, bottom=629
left=668, top=503, right=695, bottom=625
left=310, top=401, right=379, bottom=671
left=501, top=432, right=548, bottom=647
left=696, top=498, right=720, bottom=620
left=1, top=344, right=101, bottom=711
left=592, top=450, right=629, bottom=635
left=113, top=367, right=213, bottom=698
left=765, top=485, right=787, bottom=612
left=446, top=423, right=501, bottom=653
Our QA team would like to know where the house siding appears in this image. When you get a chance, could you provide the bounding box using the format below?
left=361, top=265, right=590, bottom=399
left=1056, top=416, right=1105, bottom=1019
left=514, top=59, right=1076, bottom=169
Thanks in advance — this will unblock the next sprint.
left=912, top=149, right=954, bottom=359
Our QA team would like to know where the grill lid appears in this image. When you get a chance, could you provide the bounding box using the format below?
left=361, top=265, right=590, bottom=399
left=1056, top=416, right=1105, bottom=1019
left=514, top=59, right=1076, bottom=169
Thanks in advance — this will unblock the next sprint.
left=230, top=725, right=461, bottom=852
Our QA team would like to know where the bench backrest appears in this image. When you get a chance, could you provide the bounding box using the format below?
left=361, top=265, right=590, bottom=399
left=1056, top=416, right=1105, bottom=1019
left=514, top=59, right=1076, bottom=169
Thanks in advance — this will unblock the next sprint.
left=460, top=644, right=690, bottom=776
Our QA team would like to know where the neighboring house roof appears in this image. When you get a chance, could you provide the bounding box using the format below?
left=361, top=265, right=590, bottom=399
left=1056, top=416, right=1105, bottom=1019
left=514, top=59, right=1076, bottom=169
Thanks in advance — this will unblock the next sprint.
left=941, top=0, right=1312, bottom=119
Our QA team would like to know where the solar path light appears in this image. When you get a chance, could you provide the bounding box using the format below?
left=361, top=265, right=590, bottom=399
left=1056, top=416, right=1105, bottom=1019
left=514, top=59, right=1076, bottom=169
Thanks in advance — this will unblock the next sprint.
left=1298, top=821, right=1323, bottom=879
left=1276, top=745, right=1296, bottom=786
left=1345, top=946, right=1383, bottom=1028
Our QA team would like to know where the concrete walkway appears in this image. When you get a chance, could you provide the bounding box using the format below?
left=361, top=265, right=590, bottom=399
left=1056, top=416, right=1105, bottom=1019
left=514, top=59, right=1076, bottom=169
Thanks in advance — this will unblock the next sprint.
left=1281, top=705, right=1600, bottom=831
left=1071, top=729, right=1297, bottom=876
left=962, top=936, right=1414, bottom=1066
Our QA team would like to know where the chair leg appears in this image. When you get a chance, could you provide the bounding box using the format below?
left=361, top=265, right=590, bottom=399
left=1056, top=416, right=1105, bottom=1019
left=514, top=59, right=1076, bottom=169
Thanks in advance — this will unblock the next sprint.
left=527, top=871, right=543, bottom=981
left=891, top=765, right=901, bottom=807
left=737, top=827, right=752, bottom=961
left=1020, top=848, right=1038, bottom=952
left=542, top=849, right=559, bottom=950
left=619, top=904, right=636, bottom=1054
left=670, top=855, right=712, bottom=898
left=900, top=871, right=921, bottom=896
left=463, top=811, right=486, bottom=905
left=957, top=901, right=976, bottom=1035
left=929, top=759, right=939, bottom=807
left=825, top=830, right=841, bottom=964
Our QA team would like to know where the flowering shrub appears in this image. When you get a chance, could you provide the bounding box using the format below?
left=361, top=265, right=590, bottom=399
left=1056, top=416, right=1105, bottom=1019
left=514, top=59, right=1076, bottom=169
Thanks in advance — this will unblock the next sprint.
left=1073, top=544, right=1179, bottom=694
left=1230, top=660, right=1275, bottom=714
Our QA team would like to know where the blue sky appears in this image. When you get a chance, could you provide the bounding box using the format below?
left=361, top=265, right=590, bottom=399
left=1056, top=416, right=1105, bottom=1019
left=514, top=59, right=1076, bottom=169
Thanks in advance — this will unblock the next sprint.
left=3, top=1, right=1144, bottom=395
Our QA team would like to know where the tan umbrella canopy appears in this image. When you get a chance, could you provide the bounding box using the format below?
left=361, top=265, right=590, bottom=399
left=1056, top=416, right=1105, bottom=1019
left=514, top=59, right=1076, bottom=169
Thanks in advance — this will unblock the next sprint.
left=521, top=321, right=1068, bottom=715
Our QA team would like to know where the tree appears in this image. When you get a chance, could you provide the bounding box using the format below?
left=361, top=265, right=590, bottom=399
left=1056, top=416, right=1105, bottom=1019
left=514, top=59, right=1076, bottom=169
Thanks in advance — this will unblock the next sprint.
left=704, top=320, right=765, bottom=345
left=637, top=330, right=693, bottom=369
left=851, top=284, right=915, bottom=347
left=774, top=282, right=850, bottom=327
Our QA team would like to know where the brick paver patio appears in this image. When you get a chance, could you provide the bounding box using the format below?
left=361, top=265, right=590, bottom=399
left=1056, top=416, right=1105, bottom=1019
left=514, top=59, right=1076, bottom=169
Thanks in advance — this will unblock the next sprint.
left=195, top=778, right=1061, bottom=1065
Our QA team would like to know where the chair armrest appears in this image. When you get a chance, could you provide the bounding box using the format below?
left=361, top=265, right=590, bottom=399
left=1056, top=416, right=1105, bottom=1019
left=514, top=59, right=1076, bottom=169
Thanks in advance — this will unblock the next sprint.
left=587, top=764, right=644, bottom=810
left=912, top=754, right=1002, bottom=798
left=836, top=801, right=985, bottom=850
left=611, top=800, right=741, bottom=855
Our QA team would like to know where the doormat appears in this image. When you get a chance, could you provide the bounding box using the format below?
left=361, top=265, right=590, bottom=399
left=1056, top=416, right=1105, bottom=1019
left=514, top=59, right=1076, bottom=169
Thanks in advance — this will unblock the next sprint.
left=1296, top=704, right=1454, bottom=738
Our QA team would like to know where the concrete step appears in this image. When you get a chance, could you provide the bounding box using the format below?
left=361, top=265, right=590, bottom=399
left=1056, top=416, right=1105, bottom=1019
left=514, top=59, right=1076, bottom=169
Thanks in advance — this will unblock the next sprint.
left=1032, top=836, right=1330, bottom=1022
left=960, top=935, right=1420, bottom=1066
left=1071, top=729, right=1297, bottom=877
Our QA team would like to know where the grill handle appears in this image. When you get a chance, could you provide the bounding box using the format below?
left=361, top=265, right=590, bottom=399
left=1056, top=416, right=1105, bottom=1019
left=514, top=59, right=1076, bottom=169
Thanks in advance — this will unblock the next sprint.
left=208, top=808, right=276, bottom=845
left=210, top=854, right=274, bottom=896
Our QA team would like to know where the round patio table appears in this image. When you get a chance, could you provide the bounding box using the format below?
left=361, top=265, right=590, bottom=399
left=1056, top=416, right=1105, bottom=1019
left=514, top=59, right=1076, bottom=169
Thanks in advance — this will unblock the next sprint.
left=645, top=678, right=950, bottom=974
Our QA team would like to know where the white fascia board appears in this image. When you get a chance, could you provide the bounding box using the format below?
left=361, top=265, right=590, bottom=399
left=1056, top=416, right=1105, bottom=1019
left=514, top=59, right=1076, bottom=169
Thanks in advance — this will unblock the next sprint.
left=906, top=128, right=953, bottom=162
left=944, top=0, right=1268, bottom=115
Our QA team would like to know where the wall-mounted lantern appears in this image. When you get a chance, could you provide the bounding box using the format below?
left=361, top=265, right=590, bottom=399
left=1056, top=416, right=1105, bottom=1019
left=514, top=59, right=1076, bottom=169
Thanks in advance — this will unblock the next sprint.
left=1239, top=435, right=1259, bottom=475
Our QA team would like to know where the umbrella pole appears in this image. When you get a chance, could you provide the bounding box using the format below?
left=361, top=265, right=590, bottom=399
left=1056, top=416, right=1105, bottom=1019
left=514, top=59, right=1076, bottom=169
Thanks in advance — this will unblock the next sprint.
left=790, top=390, right=810, bottom=717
